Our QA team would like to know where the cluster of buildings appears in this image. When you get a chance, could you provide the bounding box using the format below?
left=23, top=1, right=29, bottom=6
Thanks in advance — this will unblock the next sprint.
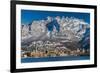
left=21, top=40, right=89, bottom=58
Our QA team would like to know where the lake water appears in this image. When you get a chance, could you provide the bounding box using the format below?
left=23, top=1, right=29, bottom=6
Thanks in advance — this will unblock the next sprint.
left=21, top=56, right=90, bottom=63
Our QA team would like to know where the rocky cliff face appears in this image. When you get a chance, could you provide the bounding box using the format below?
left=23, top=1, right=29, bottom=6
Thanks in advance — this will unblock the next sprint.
left=21, top=16, right=90, bottom=46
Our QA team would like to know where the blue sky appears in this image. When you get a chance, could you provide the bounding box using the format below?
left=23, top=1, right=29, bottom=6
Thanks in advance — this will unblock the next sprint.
left=21, top=9, right=90, bottom=25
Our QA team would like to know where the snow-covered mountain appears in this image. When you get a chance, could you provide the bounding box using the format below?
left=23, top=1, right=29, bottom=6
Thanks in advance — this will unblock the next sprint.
left=21, top=16, right=90, bottom=46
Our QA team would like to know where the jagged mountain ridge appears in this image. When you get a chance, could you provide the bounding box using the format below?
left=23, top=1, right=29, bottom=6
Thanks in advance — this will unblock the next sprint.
left=21, top=16, right=90, bottom=48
